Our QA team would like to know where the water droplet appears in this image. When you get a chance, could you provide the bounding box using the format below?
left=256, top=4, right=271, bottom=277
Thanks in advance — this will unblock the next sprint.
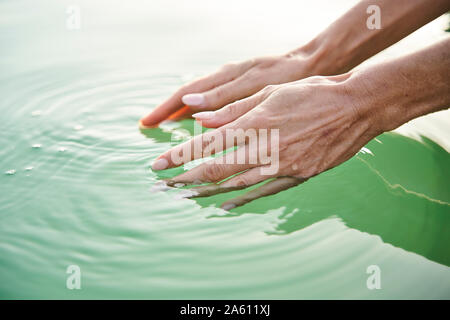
left=174, top=183, right=185, bottom=188
left=74, top=125, right=84, bottom=131
left=5, top=169, right=16, bottom=175
left=292, top=163, right=298, bottom=171
left=32, top=143, right=42, bottom=149
left=31, top=110, right=42, bottom=117
left=359, top=147, right=373, bottom=155
left=24, top=166, right=33, bottom=171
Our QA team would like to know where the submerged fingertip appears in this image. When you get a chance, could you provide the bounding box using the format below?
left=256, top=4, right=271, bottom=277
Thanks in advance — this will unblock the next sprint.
left=152, top=158, right=169, bottom=170
left=139, top=118, right=158, bottom=129
left=221, top=203, right=236, bottom=211
left=174, top=183, right=185, bottom=188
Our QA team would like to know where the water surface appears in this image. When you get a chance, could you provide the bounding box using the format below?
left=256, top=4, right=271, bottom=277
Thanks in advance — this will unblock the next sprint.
left=1, top=0, right=449, bottom=299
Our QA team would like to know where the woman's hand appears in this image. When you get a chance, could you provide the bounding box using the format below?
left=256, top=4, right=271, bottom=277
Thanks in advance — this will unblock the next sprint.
left=139, top=52, right=318, bottom=128
left=151, top=38, right=450, bottom=210
left=139, top=0, right=450, bottom=129
left=152, top=73, right=382, bottom=208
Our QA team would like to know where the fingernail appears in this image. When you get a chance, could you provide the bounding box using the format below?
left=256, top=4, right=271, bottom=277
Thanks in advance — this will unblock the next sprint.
left=182, top=93, right=205, bottom=107
left=192, top=111, right=215, bottom=120
left=139, top=119, right=155, bottom=129
left=166, top=180, right=187, bottom=187
left=221, top=203, right=236, bottom=211
left=152, top=158, right=169, bottom=170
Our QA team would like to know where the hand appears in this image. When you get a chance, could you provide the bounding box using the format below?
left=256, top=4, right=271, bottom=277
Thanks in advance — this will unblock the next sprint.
left=151, top=38, right=450, bottom=210
left=139, top=0, right=450, bottom=129
left=152, top=73, right=382, bottom=209
left=139, top=52, right=316, bottom=128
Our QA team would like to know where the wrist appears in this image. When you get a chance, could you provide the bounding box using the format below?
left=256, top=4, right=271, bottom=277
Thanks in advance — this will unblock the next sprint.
left=337, top=70, right=392, bottom=136
left=287, top=31, right=360, bottom=78
left=344, top=42, right=450, bottom=135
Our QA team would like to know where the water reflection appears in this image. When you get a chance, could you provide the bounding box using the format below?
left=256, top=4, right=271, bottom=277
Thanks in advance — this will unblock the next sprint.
left=188, top=133, right=450, bottom=266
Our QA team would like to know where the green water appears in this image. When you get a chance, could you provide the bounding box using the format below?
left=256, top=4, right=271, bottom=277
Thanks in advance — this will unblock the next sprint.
left=1, top=0, right=449, bottom=299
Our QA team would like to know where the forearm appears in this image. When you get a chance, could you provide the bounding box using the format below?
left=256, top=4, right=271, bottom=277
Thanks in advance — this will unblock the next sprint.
left=294, top=0, right=450, bottom=75
left=347, top=37, right=450, bottom=133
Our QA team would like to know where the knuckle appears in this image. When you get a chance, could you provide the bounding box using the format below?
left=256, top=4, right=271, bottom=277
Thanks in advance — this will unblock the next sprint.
left=220, top=64, right=233, bottom=72
left=249, top=57, right=261, bottom=65
left=261, top=84, right=280, bottom=99
left=224, top=61, right=237, bottom=69
left=243, top=68, right=260, bottom=80
left=203, top=163, right=226, bottom=182
left=253, top=57, right=277, bottom=70
left=225, top=102, right=239, bottom=117
left=268, top=86, right=287, bottom=100
left=263, top=84, right=276, bottom=93
left=211, top=85, right=226, bottom=102
left=232, top=175, right=250, bottom=187
left=298, top=167, right=319, bottom=179
left=178, top=83, right=192, bottom=96
left=221, top=61, right=241, bottom=72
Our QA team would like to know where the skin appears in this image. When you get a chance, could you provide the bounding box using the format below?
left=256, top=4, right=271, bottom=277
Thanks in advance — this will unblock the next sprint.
left=153, top=38, right=450, bottom=209
left=142, top=0, right=450, bottom=209
left=140, top=0, right=450, bottom=127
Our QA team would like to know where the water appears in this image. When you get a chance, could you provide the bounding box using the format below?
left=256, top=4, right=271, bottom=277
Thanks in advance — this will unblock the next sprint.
left=1, top=0, right=449, bottom=299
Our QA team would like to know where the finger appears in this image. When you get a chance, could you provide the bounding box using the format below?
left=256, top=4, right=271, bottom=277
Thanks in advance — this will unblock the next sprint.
left=176, top=182, right=241, bottom=198
left=166, top=105, right=193, bottom=121
left=191, top=92, right=265, bottom=128
left=166, top=145, right=264, bottom=185
left=152, top=114, right=272, bottom=171
left=221, top=176, right=306, bottom=210
left=184, top=72, right=265, bottom=113
left=140, top=91, right=192, bottom=128
left=152, top=121, right=240, bottom=170
left=140, top=62, right=255, bottom=127
left=181, top=165, right=277, bottom=198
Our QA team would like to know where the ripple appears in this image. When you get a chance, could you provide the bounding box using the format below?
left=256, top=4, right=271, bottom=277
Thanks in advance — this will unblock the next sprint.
left=0, top=65, right=449, bottom=300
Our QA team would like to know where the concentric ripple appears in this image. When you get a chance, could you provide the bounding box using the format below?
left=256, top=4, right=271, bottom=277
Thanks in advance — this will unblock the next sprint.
left=1, top=64, right=449, bottom=299
left=1, top=0, right=450, bottom=299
